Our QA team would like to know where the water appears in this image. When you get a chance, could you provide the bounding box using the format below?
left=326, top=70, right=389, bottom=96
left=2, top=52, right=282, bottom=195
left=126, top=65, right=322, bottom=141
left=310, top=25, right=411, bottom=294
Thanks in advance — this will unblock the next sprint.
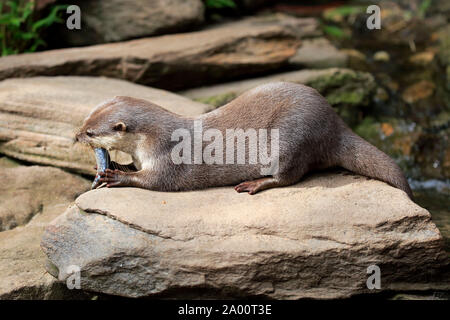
left=414, top=188, right=450, bottom=252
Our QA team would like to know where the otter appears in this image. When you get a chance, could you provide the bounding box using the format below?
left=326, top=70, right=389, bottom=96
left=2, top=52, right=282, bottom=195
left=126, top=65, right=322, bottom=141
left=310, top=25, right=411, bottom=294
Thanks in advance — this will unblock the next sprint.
left=75, top=82, right=413, bottom=199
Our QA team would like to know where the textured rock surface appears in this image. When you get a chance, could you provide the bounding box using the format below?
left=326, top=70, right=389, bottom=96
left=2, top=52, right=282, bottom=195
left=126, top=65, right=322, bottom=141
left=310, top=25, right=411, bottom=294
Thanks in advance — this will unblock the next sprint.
left=41, top=173, right=449, bottom=299
left=0, top=15, right=319, bottom=90
left=289, top=38, right=348, bottom=68
left=0, top=166, right=89, bottom=231
left=0, top=76, right=209, bottom=175
left=0, top=165, right=91, bottom=299
left=60, top=0, right=204, bottom=45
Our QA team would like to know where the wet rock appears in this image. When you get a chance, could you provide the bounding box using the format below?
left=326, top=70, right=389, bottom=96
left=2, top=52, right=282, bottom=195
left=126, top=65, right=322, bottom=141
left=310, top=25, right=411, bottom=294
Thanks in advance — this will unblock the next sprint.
left=59, top=0, right=205, bottom=46
left=289, top=38, right=348, bottom=68
left=0, top=165, right=91, bottom=299
left=0, top=76, right=209, bottom=175
left=41, top=173, right=449, bottom=299
left=402, top=80, right=436, bottom=104
left=0, top=15, right=320, bottom=90
left=181, top=68, right=375, bottom=126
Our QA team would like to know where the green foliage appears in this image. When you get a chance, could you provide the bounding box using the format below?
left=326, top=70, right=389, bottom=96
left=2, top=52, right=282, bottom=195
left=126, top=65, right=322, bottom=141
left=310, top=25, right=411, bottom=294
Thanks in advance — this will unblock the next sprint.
left=323, top=5, right=364, bottom=22
left=322, top=24, right=348, bottom=39
left=418, top=0, right=432, bottom=18
left=204, top=0, right=236, bottom=9
left=0, top=1, right=67, bottom=56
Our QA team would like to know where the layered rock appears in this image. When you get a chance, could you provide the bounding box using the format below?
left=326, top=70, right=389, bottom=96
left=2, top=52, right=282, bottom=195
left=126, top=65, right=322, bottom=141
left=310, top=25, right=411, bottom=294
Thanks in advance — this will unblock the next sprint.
left=59, top=0, right=205, bottom=46
left=0, top=165, right=91, bottom=299
left=289, top=38, right=348, bottom=69
left=41, top=173, right=449, bottom=299
left=0, top=76, right=210, bottom=175
left=0, top=166, right=88, bottom=231
left=0, top=15, right=320, bottom=90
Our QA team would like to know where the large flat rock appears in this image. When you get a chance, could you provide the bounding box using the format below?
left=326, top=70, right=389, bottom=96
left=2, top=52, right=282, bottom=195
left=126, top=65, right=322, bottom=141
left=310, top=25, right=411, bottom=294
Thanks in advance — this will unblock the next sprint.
left=0, top=165, right=91, bottom=299
left=0, top=15, right=319, bottom=90
left=41, top=173, right=449, bottom=299
left=0, top=166, right=88, bottom=231
left=0, top=76, right=209, bottom=175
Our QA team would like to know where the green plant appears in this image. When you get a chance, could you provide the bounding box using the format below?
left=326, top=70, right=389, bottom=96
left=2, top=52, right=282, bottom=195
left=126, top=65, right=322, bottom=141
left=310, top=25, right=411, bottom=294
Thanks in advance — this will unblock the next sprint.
left=0, top=1, right=67, bottom=56
left=204, top=0, right=236, bottom=9
left=322, top=24, right=348, bottom=39
left=418, top=0, right=432, bottom=18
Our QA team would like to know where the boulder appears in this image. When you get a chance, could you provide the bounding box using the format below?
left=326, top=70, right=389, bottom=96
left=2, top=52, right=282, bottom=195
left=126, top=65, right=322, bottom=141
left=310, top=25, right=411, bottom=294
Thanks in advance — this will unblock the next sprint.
left=59, top=0, right=204, bottom=46
left=0, top=166, right=89, bottom=231
left=289, top=38, right=348, bottom=69
left=0, top=76, right=210, bottom=175
left=41, top=173, right=449, bottom=299
left=180, top=68, right=376, bottom=125
left=0, top=165, right=92, bottom=299
left=0, top=15, right=320, bottom=90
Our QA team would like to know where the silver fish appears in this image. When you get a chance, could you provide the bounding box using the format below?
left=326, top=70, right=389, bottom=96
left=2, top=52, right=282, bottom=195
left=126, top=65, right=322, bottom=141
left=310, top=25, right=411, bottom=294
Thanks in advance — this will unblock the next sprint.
left=91, top=147, right=110, bottom=189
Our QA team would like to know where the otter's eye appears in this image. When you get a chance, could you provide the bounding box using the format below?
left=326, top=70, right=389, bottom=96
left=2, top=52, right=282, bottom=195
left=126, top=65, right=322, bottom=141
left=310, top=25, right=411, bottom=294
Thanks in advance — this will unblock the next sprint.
left=86, top=130, right=94, bottom=137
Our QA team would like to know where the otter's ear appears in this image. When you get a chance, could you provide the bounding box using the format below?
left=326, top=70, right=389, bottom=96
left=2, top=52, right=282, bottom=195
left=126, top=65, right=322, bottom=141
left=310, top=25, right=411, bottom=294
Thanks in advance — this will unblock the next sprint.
left=113, top=122, right=127, bottom=132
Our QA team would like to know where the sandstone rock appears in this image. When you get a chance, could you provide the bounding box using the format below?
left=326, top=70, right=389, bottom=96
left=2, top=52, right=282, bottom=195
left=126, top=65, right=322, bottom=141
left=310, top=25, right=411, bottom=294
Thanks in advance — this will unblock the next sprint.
left=0, top=15, right=320, bottom=90
left=60, top=0, right=204, bottom=46
left=0, top=166, right=89, bottom=231
left=289, top=38, right=348, bottom=69
left=41, top=173, right=449, bottom=299
left=0, top=165, right=91, bottom=299
left=0, top=156, right=20, bottom=169
left=181, top=68, right=375, bottom=125
left=0, top=76, right=210, bottom=175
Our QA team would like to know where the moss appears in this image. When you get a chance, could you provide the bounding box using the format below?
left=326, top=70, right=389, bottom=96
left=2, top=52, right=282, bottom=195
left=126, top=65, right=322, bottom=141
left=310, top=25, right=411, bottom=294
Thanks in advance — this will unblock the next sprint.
left=306, top=70, right=374, bottom=99
left=326, top=87, right=366, bottom=105
left=306, top=70, right=376, bottom=126
left=194, top=92, right=238, bottom=108
left=354, top=117, right=378, bottom=141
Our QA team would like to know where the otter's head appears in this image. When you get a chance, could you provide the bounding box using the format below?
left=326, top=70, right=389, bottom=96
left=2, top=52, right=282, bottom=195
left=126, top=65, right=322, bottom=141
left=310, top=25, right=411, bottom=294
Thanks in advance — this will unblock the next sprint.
left=75, top=96, right=141, bottom=151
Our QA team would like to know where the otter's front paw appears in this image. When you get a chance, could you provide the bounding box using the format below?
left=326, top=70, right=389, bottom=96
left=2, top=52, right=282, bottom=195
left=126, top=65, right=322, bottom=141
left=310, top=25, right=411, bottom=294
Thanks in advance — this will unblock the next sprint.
left=98, top=169, right=128, bottom=188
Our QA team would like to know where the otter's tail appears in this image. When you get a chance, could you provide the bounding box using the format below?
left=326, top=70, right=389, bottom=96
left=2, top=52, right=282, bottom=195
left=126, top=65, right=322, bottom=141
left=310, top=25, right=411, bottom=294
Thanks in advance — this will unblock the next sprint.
left=335, top=130, right=413, bottom=199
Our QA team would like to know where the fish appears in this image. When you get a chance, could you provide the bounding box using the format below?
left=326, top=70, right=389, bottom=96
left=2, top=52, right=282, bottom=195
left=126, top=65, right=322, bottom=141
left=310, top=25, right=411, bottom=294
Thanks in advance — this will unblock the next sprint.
left=91, top=147, right=110, bottom=189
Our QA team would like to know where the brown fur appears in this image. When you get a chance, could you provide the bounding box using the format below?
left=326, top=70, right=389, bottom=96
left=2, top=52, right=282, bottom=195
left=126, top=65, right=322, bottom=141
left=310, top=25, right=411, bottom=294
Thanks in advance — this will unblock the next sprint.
left=75, top=82, right=413, bottom=199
